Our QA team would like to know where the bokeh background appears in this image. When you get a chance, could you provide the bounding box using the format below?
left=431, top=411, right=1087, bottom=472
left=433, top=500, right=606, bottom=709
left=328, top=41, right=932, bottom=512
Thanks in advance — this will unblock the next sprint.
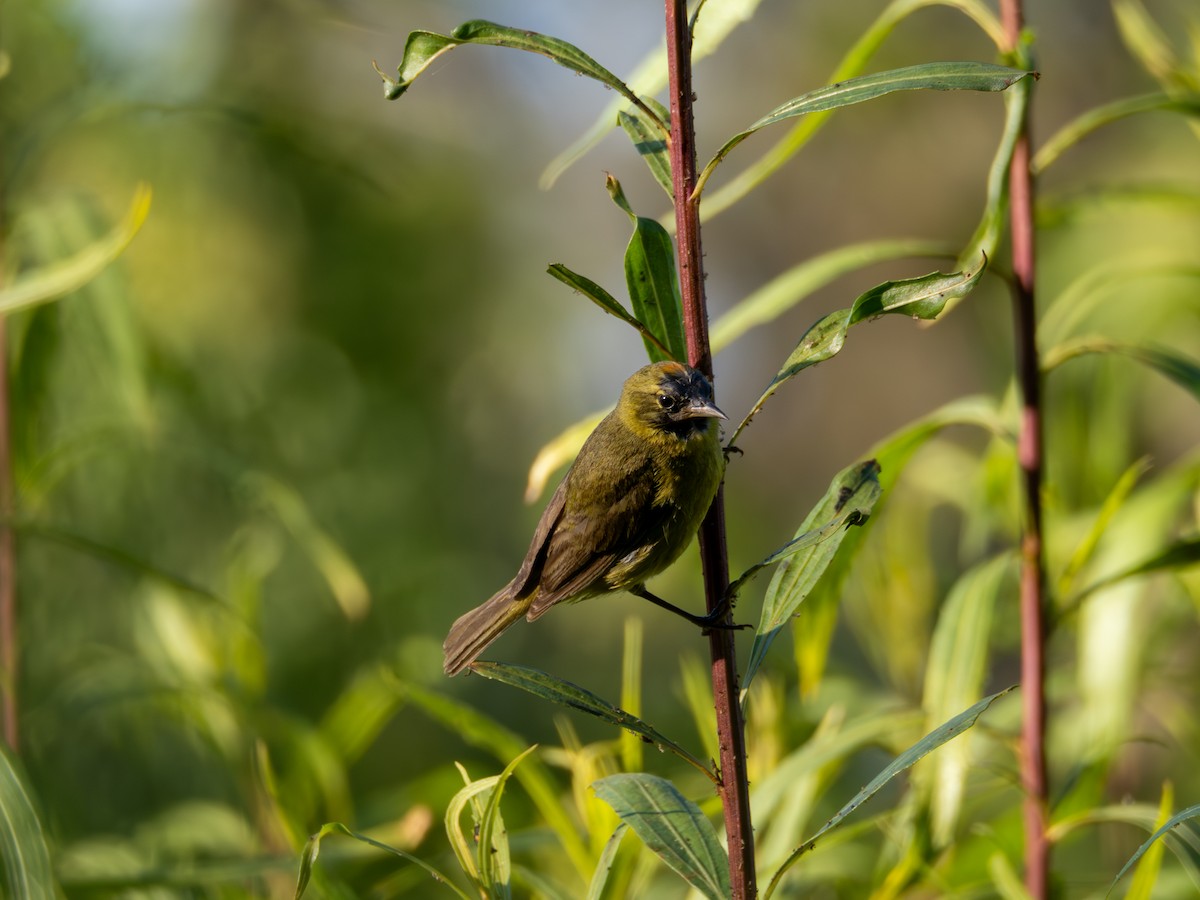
left=3, top=0, right=1199, bottom=895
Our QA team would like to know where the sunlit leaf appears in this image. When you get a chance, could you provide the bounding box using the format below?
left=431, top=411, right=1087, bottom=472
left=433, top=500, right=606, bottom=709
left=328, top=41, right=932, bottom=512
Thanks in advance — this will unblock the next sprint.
left=738, top=460, right=881, bottom=695
left=618, top=108, right=673, bottom=199
left=478, top=747, right=536, bottom=899
left=710, top=238, right=953, bottom=353
left=608, top=176, right=686, bottom=363
left=585, top=824, right=629, bottom=900
left=524, top=410, right=608, bottom=503
left=730, top=256, right=986, bottom=444
left=1064, top=536, right=1200, bottom=615
left=0, top=746, right=56, bottom=900
left=696, top=63, right=1033, bottom=197
left=294, top=821, right=467, bottom=900
left=922, top=554, right=1012, bottom=847
left=400, top=683, right=593, bottom=879
left=620, top=618, right=645, bottom=775
left=764, top=688, right=1014, bottom=899
left=0, top=184, right=152, bottom=316
left=376, top=21, right=666, bottom=138
left=467, top=661, right=716, bottom=783
left=1043, top=338, right=1200, bottom=403
left=1125, top=783, right=1175, bottom=900
left=592, top=774, right=730, bottom=900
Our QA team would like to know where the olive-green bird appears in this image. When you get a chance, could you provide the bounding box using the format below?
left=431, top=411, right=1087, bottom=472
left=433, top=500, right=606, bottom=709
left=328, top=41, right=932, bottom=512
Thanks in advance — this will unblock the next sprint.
left=443, top=361, right=727, bottom=676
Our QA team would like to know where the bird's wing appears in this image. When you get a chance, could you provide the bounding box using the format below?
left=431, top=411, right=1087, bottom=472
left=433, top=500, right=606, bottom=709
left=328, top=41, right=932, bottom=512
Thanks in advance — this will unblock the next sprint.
left=507, top=475, right=570, bottom=599
left=526, top=456, right=667, bottom=620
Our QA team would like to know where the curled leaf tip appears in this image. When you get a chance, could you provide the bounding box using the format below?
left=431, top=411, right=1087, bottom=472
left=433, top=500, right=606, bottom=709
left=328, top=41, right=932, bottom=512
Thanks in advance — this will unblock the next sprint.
left=372, top=59, right=405, bottom=100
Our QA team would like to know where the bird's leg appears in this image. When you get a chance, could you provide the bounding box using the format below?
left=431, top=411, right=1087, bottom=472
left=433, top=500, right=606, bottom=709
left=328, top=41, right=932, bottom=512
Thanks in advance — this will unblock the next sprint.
left=629, top=585, right=750, bottom=632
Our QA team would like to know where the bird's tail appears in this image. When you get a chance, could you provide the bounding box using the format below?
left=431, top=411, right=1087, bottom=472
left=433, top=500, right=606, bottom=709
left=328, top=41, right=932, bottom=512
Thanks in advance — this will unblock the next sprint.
left=443, top=585, right=530, bottom=676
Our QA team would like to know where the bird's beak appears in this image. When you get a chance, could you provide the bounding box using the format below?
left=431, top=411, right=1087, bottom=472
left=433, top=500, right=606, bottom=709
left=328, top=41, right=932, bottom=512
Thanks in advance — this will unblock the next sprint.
left=681, top=397, right=726, bottom=420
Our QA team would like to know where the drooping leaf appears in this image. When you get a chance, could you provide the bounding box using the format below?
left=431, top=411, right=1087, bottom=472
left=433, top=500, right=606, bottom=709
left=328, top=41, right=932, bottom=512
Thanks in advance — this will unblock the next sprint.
left=0, top=184, right=152, bottom=316
left=738, top=460, right=882, bottom=694
left=468, top=661, right=715, bottom=783
left=1064, top=536, right=1200, bottom=615
left=375, top=21, right=666, bottom=139
left=1043, top=338, right=1200, bottom=403
left=696, top=62, right=1034, bottom=197
left=0, top=746, right=56, bottom=900
left=710, top=238, right=953, bottom=353
left=608, top=176, right=686, bottom=363
left=730, top=256, right=987, bottom=444
left=294, top=822, right=467, bottom=900
left=697, top=0, right=1006, bottom=220
left=764, top=688, right=1014, bottom=899
left=546, top=264, right=674, bottom=360
left=540, top=0, right=763, bottom=188
left=592, top=774, right=730, bottom=900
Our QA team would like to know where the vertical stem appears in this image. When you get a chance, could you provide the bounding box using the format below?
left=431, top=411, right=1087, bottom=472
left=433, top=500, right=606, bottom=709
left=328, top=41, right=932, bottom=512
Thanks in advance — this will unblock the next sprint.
left=664, top=2, right=756, bottom=897
left=1001, top=2, right=1047, bottom=894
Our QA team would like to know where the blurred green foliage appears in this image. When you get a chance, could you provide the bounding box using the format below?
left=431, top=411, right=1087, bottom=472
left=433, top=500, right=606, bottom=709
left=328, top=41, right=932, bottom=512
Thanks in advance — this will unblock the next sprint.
left=1, top=0, right=1199, bottom=897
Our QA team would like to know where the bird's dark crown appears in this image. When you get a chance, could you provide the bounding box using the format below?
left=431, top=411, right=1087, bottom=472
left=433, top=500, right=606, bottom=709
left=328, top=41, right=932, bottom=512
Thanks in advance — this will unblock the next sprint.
left=620, top=361, right=724, bottom=438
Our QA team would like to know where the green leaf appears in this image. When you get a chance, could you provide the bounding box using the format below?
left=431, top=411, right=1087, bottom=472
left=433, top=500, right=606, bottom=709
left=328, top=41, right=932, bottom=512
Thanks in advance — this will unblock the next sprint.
left=1033, top=93, right=1200, bottom=175
left=400, top=683, right=593, bottom=880
left=0, top=746, right=56, bottom=900
left=585, top=824, right=629, bottom=900
left=922, top=555, right=1011, bottom=846
left=764, top=688, right=1014, bottom=899
left=710, top=238, right=954, bottom=353
left=697, top=62, right=1033, bottom=197
left=738, top=460, right=882, bottom=694
left=1108, top=803, right=1200, bottom=896
left=620, top=618, right=645, bottom=775
left=545, top=264, right=675, bottom=362
left=592, top=774, right=730, bottom=900
left=1043, top=338, right=1200, bottom=403
left=618, top=109, right=673, bottom=199
left=539, top=0, right=763, bottom=188
left=376, top=21, right=666, bottom=138
left=477, top=747, right=536, bottom=898
left=524, top=409, right=609, bottom=504
left=0, top=184, right=152, bottom=316
left=730, top=256, right=986, bottom=445
left=1125, top=783, right=1175, bottom=900
left=608, top=176, right=686, bottom=363
left=467, top=661, right=716, bottom=783
left=295, top=822, right=467, bottom=900
left=697, top=0, right=1007, bottom=221
left=1064, top=536, right=1200, bottom=615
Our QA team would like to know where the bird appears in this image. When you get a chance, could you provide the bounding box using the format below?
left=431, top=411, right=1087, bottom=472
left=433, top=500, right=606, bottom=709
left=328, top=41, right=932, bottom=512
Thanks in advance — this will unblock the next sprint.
left=443, top=360, right=729, bottom=675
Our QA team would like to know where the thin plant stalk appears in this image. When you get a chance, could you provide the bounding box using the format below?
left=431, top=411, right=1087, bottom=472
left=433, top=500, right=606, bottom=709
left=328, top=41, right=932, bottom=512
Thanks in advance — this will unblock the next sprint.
left=0, top=314, right=15, bottom=751
left=1001, top=0, right=1049, bottom=893
left=664, top=1, right=756, bottom=896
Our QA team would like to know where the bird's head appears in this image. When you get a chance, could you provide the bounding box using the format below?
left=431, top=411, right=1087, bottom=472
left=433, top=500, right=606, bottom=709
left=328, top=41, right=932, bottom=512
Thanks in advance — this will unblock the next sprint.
left=618, top=361, right=726, bottom=439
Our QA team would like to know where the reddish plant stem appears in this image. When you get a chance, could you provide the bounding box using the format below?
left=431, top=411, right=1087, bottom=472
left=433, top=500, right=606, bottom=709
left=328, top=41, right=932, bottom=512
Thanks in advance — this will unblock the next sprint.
left=664, top=2, right=756, bottom=897
left=1001, top=1, right=1048, bottom=894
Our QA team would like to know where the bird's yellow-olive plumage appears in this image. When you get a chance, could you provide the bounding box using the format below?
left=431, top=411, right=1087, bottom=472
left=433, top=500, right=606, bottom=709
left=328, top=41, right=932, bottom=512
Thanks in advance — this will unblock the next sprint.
left=443, top=361, right=726, bottom=675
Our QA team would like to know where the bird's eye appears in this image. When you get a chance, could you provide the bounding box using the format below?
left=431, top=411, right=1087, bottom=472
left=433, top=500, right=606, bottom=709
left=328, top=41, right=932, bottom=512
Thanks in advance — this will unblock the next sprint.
left=657, top=393, right=677, bottom=410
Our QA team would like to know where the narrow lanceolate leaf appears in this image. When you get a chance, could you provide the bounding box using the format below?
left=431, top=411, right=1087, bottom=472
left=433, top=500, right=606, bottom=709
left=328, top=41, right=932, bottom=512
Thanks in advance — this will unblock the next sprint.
left=609, top=176, right=686, bottom=363
left=923, top=555, right=1012, bottom=847
left=763, top=688, right=1014, bottom=900
left=1043, top=338, right=1200, bottom=403
left=0, top=747, right=55, bottom=900
left=540, top=0, right=762, bottom=188
left=1107, top=804, right=1200, bottom=897
left=730, top=256, right=986, bottom=444
left=696, top=62, right=1034, bottom=196
left=376, top=21, right=666, bottom=137
left=585, top=824, right=629, bottom=900
left=593, top=774, right=731, bottom=900
left=710, top=238, right=954, bottom=353
left=469, top=661, right=716, bottom=783
left=738, top=460, right=882, bottom=695
left=1063, top=536, right=1200, bottom=615
left=477, top=747, right=537, bottom=899
left=618, top=109, right=673, bottom=199
left=546, top=264, right=674, bottom=360
left=294, top=822, right=468, bottom=900
left=0, top=183, right=151, bottom=316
